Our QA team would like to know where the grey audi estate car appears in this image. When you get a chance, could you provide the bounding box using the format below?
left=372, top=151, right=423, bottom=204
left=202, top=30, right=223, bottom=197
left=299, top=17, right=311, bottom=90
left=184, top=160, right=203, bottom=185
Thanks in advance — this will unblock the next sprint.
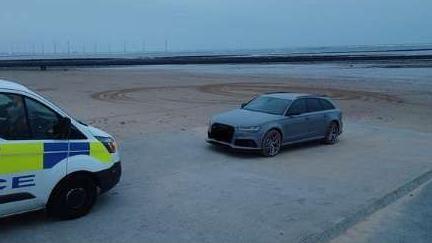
left=207, top=92, right=343, bottom=157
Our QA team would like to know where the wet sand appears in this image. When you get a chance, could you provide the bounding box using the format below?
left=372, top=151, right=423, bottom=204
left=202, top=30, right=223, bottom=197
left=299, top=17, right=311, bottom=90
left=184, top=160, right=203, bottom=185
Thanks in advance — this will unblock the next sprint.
left=0, top=63, right=430, bottom=140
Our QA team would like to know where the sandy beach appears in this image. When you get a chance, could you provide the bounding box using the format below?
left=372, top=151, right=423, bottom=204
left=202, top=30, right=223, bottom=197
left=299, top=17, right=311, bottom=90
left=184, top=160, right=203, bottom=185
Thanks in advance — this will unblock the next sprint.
left=1, top=62, right=432, bottom=242
left=1, top=62, right=431, bottom=140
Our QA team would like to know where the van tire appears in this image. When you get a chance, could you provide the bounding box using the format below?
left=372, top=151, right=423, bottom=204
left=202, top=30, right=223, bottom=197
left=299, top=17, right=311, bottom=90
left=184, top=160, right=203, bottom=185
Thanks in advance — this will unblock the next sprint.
left=47, top=174, right=97, bottom=220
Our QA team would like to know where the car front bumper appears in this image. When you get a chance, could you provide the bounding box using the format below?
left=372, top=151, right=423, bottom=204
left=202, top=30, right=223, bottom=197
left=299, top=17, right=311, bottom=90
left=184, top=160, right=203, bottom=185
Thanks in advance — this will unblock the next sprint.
left=206, top=138, right=262, bottom=150
left=207, top=122, right=265, bottom=150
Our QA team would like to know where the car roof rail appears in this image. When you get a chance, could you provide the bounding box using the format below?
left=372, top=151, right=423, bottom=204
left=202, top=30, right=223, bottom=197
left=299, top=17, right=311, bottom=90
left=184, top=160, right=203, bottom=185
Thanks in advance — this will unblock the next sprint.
left=263, top=92, right=330, bottom=98
left=263, top=91, right=295, bottom=94
left=297, top=94, right=329, bottom=98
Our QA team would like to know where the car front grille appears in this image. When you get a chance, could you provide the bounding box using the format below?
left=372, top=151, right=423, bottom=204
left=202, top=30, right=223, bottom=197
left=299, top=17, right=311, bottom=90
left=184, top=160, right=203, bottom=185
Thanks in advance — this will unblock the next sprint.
left=208, top=123, right=234, bottom=143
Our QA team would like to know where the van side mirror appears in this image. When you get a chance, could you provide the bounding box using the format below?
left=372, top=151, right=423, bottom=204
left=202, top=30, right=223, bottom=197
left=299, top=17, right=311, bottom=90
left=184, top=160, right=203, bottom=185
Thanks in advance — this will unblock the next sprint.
left=241, top=103, right=247, bottom=108
left=57, top=117, right=72, bottom=139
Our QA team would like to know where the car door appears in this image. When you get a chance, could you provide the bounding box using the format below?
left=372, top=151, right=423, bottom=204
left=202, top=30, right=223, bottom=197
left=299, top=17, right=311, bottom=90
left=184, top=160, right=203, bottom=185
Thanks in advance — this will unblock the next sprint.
left=0, top=92, right=68, bottom=216
left=305, top=98, right=328, bottom=137
left=282, top=98, right=310, bottom=142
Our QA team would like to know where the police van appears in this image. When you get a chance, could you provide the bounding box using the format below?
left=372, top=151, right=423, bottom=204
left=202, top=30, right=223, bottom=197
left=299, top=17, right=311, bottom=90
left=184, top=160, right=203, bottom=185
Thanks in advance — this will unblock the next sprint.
left=0, top=80, right=121, bottom=219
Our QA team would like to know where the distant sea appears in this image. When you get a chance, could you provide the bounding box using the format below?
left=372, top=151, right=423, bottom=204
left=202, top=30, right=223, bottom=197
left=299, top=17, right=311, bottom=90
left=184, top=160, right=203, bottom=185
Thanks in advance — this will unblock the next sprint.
left=1, top=44, right=432, bottom=60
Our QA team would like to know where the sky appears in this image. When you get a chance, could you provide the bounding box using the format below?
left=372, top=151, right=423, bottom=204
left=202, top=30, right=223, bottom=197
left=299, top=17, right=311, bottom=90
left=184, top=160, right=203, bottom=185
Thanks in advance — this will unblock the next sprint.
left=1, top=0, right=431, bottom=54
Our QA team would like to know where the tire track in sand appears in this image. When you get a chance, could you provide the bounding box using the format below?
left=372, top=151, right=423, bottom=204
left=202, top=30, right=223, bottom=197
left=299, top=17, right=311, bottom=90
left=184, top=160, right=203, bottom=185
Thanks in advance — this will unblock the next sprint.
left=91, top=82, right=404, bottom=104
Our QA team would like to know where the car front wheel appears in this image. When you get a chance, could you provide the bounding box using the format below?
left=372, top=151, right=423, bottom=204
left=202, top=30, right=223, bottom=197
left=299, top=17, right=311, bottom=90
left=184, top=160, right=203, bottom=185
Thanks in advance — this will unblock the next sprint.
left=262, top=129, right=282, bottom=157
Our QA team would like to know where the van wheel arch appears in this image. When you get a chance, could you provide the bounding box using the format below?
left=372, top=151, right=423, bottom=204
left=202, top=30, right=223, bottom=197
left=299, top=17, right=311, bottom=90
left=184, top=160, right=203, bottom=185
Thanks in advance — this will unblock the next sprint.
left=48, top=171, right=98, bottom=203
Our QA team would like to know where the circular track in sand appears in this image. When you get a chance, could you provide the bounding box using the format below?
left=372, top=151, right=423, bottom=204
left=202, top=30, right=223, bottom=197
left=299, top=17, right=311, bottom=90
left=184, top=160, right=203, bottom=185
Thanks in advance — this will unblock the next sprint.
left=91, top=82, right=403, bottom=104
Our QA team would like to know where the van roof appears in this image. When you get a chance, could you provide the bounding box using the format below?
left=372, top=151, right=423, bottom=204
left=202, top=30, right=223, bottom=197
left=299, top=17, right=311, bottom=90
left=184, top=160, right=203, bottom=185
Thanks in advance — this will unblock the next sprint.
left=0, top=79, right=31, bottom=92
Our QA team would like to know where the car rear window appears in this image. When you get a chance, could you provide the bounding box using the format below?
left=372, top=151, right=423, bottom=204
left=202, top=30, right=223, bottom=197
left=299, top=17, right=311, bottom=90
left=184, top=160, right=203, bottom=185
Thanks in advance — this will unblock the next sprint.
left=319, top=99, right=335, bottom=110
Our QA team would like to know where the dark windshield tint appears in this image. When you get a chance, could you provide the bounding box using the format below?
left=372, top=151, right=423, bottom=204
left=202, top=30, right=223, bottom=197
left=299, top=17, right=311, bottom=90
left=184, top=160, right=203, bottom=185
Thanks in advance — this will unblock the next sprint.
left=243, top=96, right=291, bottom=115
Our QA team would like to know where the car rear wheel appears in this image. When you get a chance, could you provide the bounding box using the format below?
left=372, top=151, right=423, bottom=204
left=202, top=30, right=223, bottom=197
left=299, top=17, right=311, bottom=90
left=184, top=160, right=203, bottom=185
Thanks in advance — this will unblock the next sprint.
left=47, top=174, right=97, bottom=220
left=323, top=122, right=339, bottom=144
left=262, top=129, right=282, bottom=157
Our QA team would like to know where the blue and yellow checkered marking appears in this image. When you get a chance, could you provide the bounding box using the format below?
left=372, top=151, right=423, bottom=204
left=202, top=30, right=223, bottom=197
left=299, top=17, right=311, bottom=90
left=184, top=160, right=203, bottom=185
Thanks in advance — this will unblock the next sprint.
left=43, top=142, right=92, bottom=169
left=0, top=141, right=112, bottom=174
left=44, top=142, right=68, bottom=169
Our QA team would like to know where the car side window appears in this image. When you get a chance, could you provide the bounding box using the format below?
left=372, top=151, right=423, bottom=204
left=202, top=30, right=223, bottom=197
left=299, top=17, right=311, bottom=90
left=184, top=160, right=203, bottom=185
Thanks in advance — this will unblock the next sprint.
left=306, top=98, right=324, bottom=112
left=0, top=93, right=31, bottom=140
left=25, top=97, right=64, bottom=140
left=319, top=99, right=335, bottom=110
left=286, top=99, right=307, bottom=115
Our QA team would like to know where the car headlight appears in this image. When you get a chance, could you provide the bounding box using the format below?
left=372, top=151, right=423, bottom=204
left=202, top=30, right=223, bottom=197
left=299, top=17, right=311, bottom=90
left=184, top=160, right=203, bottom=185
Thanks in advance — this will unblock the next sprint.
left=238, top=126, right=261, bottom=132
left=95, top=136, right=118, bottom=153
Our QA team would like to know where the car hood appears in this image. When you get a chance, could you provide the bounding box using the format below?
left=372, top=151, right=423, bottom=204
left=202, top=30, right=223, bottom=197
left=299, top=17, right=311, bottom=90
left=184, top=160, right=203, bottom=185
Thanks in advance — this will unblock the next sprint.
left=211, top=109, right=282, bottom=127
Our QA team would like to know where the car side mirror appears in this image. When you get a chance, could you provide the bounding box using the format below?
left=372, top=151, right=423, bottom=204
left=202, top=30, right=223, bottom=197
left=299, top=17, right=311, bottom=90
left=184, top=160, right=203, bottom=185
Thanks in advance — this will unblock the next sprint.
left=241, top=103, right=247, bottom=108
left=57, top=117, right=72, bottom=139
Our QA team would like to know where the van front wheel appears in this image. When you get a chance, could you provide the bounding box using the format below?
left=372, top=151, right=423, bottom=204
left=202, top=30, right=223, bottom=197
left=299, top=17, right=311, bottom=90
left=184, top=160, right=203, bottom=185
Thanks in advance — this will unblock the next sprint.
left=47, top=174, right=97, bottom=220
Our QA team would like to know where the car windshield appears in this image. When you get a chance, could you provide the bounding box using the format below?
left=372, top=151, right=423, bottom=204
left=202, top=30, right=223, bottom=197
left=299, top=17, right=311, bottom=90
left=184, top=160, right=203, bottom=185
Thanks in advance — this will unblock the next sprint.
left=243, top=96, right=292, bottom=115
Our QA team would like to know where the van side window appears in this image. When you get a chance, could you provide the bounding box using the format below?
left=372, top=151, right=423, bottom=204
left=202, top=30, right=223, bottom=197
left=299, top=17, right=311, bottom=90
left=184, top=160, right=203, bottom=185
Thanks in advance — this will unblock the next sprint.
left=286, top=99, right=306, bottom=115
left=306, top=98, right=323, bottom=112
left=319, top=99, right=335, bottom=110
left=69, top=125, right=87, bottom=140
left=25, top=97, right=63, bottom=140
left=0, top=93, right=31, bottom=140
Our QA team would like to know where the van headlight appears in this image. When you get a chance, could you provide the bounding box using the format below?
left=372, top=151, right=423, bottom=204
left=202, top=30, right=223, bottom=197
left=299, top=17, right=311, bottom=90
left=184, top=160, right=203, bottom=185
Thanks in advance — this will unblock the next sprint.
left=238, top=126, right=261, bottom=132
left=95, top=136, right=118, bottom=153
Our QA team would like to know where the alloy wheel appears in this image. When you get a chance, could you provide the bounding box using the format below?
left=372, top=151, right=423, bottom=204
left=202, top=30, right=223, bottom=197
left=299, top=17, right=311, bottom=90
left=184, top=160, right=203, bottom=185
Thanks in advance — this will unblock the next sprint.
left=263, top=130, right=281, bottom=156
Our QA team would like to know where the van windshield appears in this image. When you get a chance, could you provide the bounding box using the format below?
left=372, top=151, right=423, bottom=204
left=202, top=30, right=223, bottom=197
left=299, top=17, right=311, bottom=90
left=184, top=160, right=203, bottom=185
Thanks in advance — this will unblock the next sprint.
left=243, top=96, right=292, bottom=115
